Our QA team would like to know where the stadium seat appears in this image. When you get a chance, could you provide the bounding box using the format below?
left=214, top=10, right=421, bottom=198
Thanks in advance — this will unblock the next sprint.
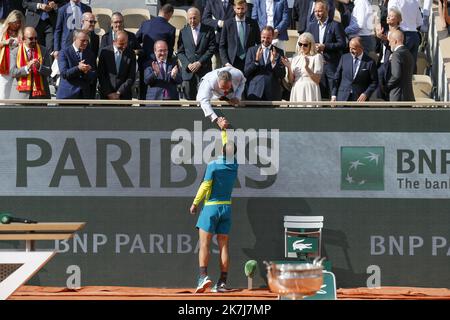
left=416, top=51, right=430, bottom=75
left=92, top=8, right=113, bottom=34
left=169, top=9, right=188, bottom=30
left=125, top=28, right=139, bottom=35
left=412, top=74, right=433, bottom=98
left=122, top=8, right=151, bottom=31
left=285, top=29, right=299, bottom=57
left=95, top=28, right=106, bottom=38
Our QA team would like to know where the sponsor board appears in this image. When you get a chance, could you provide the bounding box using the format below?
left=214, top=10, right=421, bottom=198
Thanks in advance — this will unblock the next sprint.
left=1, top=108, right=450, bottom=288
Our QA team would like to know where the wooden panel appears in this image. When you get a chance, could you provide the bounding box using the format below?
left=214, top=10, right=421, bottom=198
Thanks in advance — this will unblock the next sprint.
left=0, top=223, right=85, bottom=233
left=0, top=233, right=74, bottom=241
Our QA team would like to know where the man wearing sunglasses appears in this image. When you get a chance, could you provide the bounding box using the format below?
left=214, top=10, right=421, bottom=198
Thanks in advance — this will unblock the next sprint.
left=66, top=12, right=99, bottom=59
left=10, top=26, right=52, bottom=99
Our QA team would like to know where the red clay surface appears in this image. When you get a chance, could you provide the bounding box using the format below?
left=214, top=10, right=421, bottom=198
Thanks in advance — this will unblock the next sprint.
left=8, top=286, right=450, bottom=300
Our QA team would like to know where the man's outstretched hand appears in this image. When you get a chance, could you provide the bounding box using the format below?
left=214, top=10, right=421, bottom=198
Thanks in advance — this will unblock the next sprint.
left=216, top=117, right=230, bottom=129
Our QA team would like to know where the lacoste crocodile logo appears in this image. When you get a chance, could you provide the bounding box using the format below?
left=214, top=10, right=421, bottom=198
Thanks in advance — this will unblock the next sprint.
left=292, top=239, right=313, bottom=251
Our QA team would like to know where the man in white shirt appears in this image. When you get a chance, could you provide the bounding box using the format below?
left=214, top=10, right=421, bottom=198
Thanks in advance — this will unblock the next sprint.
left=344, top=0, right=376, bottom=54
left=196, top=66, right=246, bottom=129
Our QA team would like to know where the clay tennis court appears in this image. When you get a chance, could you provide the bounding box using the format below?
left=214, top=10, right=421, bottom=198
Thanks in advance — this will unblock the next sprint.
left=8, top=285, right=450, bottom=300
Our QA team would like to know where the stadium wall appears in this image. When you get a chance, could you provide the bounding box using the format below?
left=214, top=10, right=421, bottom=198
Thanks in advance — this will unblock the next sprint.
left=0, top=107, right=449, bottom=289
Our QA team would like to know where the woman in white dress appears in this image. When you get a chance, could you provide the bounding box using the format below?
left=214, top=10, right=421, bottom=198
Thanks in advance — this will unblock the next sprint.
left=281, top=32, right=323, bottom=107
left=0, top=10, right=25, bottom=101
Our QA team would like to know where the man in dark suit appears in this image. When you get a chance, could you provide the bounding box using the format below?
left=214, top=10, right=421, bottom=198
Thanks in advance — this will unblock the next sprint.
left=65, top=12, right=98, bottom=98
left=56, top=29, right=96, bottom=99
left=98, top=30, right=136, bottom=100
left=332, top=37, right=378, bottom=102
left=244, top=26, right=286, bottom=101
left=292, top=0, right=335, bottom=35
left=136, top=4, right=175, bottom=100
left=53, top=0, right=91, bottom=59
left=386, top=30, right=415, bottom=101
left=12, top=0, right=26, bottom=13
left=202, top=0, right=235, bottom=68
left=202, top=0, right=235, bottom=47
left=305, top=0, right=345, bottom=99
left=293, top=0, right=314, bottom=35
left=99, top=12, right=140, bottom=53
left=143, top=40, right=182, bottom=102
left=22, top=1, right=67, bottom=52
left=66, top=12, right=99, bottom=59
left=193, top=0, right=208, bottom=16
left=9, top=26, right=51, bottom=99
left=177, top=7, right=216, bottom=100
left=219, top=0, right=260, bottom=73
left=1, top=0, right=26, bottom=19
left=0, top=0, right=9, bottom=19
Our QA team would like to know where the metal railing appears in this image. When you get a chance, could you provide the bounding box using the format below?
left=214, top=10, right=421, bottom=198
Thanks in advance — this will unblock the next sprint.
left=0, top=99, right=448, bottom=108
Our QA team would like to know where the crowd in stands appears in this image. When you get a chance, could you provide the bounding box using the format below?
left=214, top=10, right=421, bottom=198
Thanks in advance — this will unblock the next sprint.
left=0, top=0, right=434, bottom=104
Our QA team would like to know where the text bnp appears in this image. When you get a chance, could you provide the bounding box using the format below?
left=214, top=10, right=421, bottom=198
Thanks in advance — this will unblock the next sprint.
left=397, top=149, right=450, bottom=189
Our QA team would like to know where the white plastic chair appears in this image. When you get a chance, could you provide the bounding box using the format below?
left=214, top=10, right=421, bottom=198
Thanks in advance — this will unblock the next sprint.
left=92, top=8, right=113, bottom=34
left=284, top=216, right=324, bottom=259
left=122, top=8, right=151, bottom=30
left=169, top=9, right=188, bottom=30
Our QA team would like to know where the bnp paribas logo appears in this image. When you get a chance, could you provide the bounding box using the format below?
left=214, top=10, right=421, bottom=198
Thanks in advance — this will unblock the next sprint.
left=341, top=147, right=385, bottom=191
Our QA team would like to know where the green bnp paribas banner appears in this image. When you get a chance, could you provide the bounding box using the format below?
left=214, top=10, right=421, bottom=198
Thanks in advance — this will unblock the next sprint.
left=0, top=107, right=449, bottom=289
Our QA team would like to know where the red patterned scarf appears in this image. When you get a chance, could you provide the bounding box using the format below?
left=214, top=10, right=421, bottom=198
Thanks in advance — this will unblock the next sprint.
left=16, top=44, right=46, bottom=97
left=0, top=33, right=10, bottom=75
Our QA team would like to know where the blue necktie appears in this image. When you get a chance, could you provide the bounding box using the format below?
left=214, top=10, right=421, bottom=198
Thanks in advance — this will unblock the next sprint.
left=353, top=57, right=359, bottom=79
left=264, top=47, right=269, bottom=65
left=75, top=50, right=81, bottom=61
left=41, top=0, right=49, bottom=21
left=238, top=21, right=245, bottom=60
left=115, top=50, right=122, bottom=74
